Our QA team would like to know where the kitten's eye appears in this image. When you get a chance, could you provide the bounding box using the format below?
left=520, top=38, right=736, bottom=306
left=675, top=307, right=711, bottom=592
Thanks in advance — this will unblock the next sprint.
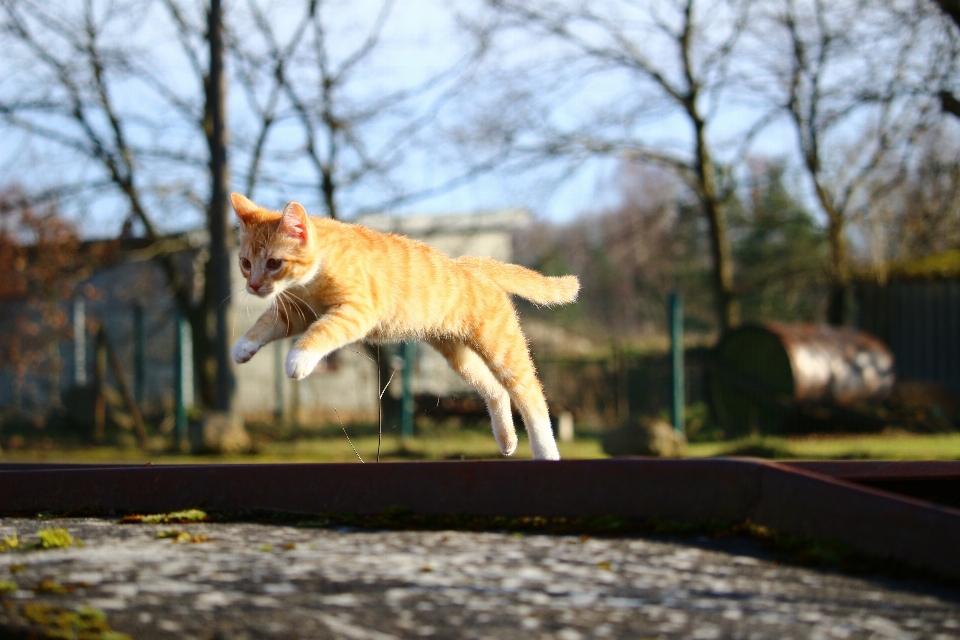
left=240, top=258, right=251, bottom=270
left=266, top=258, right=282, bottom=271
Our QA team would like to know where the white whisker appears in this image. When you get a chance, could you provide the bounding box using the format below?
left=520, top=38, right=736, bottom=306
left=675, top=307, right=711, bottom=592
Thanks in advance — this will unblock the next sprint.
left=281, top=295, right=297, bottom=331
left=245, top=292, right=254, bottom=321
left=280, top=288, right=310, bottom=307
left=269, top=298, right=281, bottom=332
left=280, top=290, right=314, bottom=321
left=275, top=293, right=290, bottom=332
left=232, top=291, right=251, bottom=338
left=218, top=285, right=248, bottom=310
left=274, top=295, right=291, bottom=334
left=281, top=291, right=308, bottom=327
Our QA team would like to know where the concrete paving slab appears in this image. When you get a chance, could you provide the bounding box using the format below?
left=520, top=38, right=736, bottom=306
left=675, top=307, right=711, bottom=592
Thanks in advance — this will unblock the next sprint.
left=1, top=517, right=959, bottom=639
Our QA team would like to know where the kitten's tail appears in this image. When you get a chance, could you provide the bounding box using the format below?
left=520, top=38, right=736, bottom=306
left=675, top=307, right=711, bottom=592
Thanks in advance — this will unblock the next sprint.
left=457, top=256, right=580, bottom=306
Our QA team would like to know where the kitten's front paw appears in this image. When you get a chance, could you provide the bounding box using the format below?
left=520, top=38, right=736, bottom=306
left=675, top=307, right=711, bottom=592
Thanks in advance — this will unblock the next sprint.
left=232, top=338, right=261, bottom=364
left=286, top=348, right=322, bottom=380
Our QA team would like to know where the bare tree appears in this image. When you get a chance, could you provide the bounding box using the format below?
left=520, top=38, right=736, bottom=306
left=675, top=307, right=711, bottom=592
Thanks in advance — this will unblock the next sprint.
left=751, top=0, right=954, bottom=323
left=897, top=128, right=960, bottom=257
left=464, top=0, right=756, bottom=331
left=515, top=158, right=828, bottom=338
left=206, top=0, right=232, bottom=413
left=228, top=0, right=489, bottom=220
left=155, top=0, right=235, bottom=413
left=932, top=0, right=960, bottom=118
left=515, top=163, right=717, bottom=336
left=0, top=0, right=244, bottom=413
left=864, top=122, right=960, bottom=267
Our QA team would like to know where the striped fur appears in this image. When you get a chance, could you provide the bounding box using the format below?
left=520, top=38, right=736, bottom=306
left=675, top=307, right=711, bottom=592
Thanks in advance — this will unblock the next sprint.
left=229, top=193, right=579, bottom=460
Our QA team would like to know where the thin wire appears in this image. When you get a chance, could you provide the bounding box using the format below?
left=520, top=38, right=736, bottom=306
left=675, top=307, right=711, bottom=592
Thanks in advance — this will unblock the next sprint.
left=377, top=346, right=382, bottom=463
left=335, top=407, right=363, bottom=463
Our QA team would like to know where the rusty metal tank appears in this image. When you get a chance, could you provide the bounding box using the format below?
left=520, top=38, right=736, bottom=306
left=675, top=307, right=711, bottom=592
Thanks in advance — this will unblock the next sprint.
left=710, top=323, right=895, bottom=436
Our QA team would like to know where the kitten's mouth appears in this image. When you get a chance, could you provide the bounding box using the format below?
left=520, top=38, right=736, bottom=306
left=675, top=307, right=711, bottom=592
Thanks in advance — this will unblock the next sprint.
left=248, top=285, right=275, bottom=297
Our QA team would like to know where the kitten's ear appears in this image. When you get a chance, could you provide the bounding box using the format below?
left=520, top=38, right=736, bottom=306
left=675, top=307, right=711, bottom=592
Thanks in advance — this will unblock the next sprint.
left=280, top=201, right=308, bottom=244
left=230, top=192, right=259, bottom=228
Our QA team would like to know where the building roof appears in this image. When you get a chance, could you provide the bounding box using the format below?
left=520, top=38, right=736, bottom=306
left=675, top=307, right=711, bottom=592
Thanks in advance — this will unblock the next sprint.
left=355, top=209, right=531, bottom=237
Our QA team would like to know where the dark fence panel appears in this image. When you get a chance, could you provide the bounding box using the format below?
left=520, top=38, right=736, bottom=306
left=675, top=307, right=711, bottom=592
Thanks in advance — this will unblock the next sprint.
left=535, top=348, right=710, bottom=430
left=856, top=280, right=960, bottom=395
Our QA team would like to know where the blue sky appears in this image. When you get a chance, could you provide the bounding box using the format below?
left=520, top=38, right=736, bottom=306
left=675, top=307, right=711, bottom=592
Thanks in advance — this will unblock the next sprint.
left=1, top=0, right=939, bottom=238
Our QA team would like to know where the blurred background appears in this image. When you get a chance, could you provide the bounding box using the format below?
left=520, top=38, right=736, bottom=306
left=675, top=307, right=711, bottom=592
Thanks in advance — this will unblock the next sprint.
left=2, top=0, right=960, bottom=462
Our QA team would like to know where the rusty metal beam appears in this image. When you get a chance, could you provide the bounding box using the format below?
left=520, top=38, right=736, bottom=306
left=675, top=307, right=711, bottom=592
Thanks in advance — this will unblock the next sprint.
left=1, top=459, right=959, bottom=579
left=783, top=460, right=960, bottom=511
left=783, top=460, right=960, bottom=480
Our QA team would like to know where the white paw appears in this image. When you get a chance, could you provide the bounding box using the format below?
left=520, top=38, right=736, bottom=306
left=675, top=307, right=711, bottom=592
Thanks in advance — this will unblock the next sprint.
left=498, top=435, right=518, bottom=457
left=530, top=436, right=561, bottom=461
left=493, top=421, right=518, bottom=456
left=232, top=338, right=261, bottom=364
left=532, top=446, right=561, bottom=461
left=286, top=348, right=322, bottom=380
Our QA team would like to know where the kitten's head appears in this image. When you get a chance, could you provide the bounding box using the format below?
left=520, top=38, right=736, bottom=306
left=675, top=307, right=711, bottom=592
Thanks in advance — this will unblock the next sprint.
left=230, top=193, right=318, bottom=298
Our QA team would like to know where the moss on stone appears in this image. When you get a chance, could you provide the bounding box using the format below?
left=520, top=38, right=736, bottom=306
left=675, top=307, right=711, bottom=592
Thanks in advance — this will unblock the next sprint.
left=17, top=602, right=130, bottom=639
left=121, top=509, right=208, bottom=524
left=37, top=528, right=75, bottom=549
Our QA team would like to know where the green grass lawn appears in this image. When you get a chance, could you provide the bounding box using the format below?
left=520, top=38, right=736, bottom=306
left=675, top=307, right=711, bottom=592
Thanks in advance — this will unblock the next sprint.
left=687, top=432, right=960, bottom=461
left=0, top=429, right=606, bottom=464
left=2, top=428, right=960, bottom=464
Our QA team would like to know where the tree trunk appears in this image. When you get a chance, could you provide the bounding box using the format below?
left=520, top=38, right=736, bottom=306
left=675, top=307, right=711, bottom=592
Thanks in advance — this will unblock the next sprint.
left=205, top=0, right=235, bottom=413
left=187, top=305, right=214, bottom=408
left=322, top=167, right=337, bottom=220
left=693, top=119, right=738, bottom=333
left=825, top=215, right=850, bottom=326
left=813, top=180, right=850, bottom=326
left=47, top=333, right=62, bottom=410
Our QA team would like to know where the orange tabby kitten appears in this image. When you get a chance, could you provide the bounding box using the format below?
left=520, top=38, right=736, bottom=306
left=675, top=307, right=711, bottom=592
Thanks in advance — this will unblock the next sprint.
left=229, top=193, right=579, bottom=460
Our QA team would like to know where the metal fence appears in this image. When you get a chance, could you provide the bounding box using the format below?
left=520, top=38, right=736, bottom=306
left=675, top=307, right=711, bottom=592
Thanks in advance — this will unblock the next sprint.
left=856, top=279, right=960, bottom=396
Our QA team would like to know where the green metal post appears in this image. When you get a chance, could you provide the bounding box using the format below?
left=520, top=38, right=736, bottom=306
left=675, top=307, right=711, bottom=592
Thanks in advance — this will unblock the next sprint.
left=133, top=304, right=145, bottom=406
left=669, top=291, right=685, bottom=435
left=73, top=296, right=86, bottom=387
left=401, top=341, right=416, bottom=438
left=173, top=311, right=192, bottom=446
left=290, top=338, right=300, bottom=429
left=274, top=341, right=284, bottom=423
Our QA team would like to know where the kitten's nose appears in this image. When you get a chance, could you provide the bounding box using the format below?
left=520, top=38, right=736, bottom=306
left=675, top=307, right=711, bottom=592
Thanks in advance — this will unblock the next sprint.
left=250, top=282, right=261, bottom=292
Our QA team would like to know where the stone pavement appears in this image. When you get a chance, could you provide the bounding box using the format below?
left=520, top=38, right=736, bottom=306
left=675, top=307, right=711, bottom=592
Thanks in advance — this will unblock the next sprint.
left=1, top=517, right=959, bottom=639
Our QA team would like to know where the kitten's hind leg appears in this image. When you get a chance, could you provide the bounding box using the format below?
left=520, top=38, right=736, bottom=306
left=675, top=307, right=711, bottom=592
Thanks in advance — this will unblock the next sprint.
left=429, top=339, right=518, bottom=456
left=470, top=316, right=561, bottom=461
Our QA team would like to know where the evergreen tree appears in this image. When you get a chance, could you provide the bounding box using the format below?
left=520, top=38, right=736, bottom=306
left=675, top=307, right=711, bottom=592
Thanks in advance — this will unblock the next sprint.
left=732, top=162, right=828, bottom=324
